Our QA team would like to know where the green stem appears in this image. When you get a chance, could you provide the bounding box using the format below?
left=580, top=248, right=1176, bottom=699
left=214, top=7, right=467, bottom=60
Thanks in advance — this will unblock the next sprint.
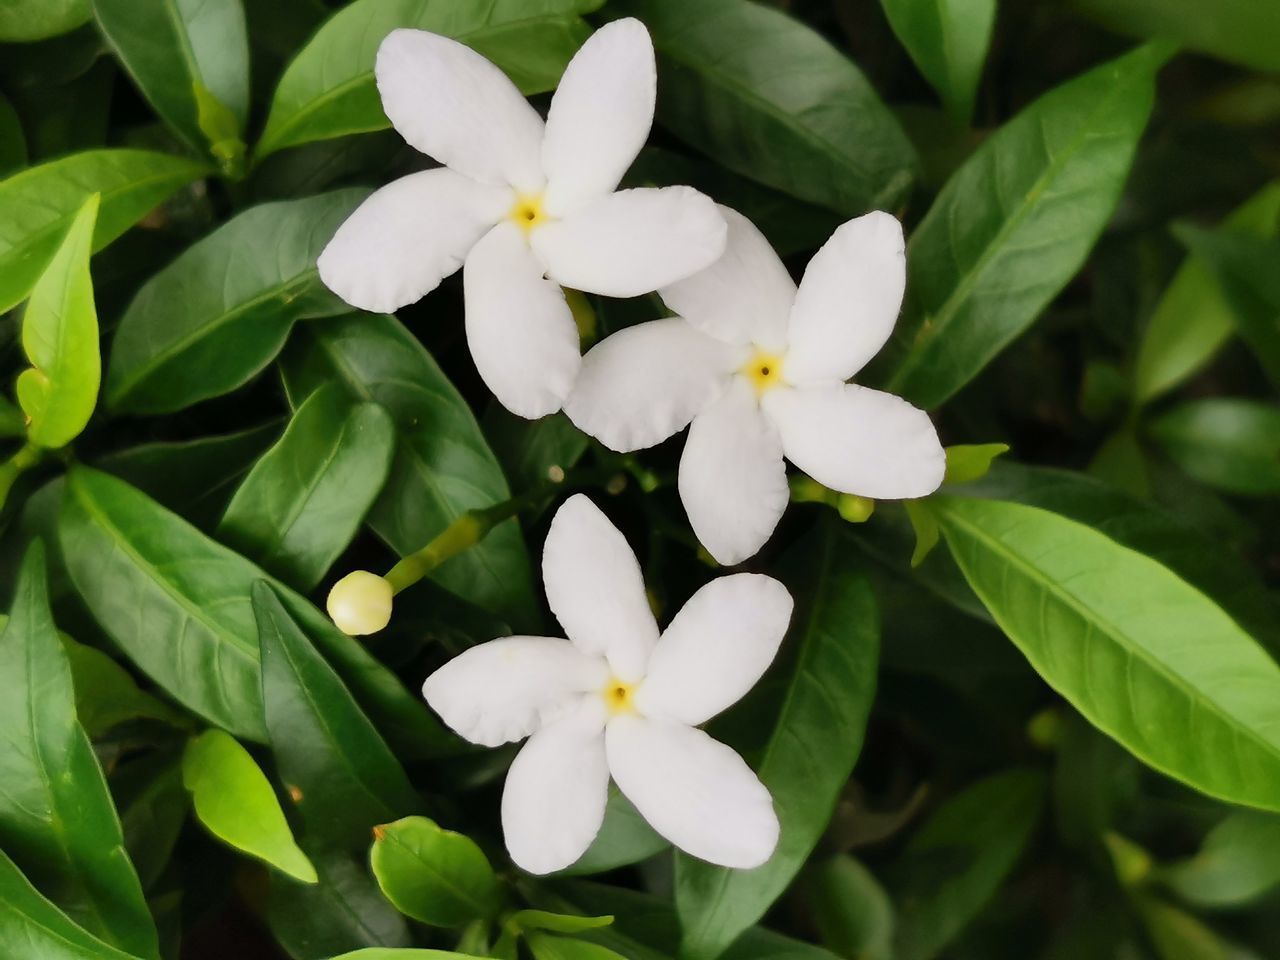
left=0, top=443, right=43, bottom=511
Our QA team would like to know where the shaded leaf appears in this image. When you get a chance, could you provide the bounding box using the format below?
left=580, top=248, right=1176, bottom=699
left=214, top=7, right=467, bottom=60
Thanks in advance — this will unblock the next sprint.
left=879, top=0, right=995, bottom=124
left=1149, top=398, right=1280, bottom=497
left=0, top=0, right=90, bottom=41
left=1163, top=811, right=1280, bottom=909
left=1075, top=0, right=1280, bottom=72
left=115, top=755, right=188, bottom=892
left=807, top=855, right=894, bottom=960
left=558, top=790, right=667, bottom=877
left=0, top=92, right=26, bottom=176
left=527, top=934, right=628, bottom=960
left=370, top=817, right=501, bottom=927
left=62, top=635, right=186, bottom=737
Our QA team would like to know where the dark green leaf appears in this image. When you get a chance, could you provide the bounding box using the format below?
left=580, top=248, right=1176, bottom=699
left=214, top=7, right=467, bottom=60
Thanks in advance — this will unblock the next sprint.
left=483, top=407, right=589, bottom=497
left=0, top=0, right=90, bottom=42
left=527, top=934, right=627, bottom=960
left=507, top=911, right=613, bottom=935
left=1075, top=0, right=1280, bottom=71
left=0, top=92, right=26, bottom=176
left=613, top=0, right=918, bottom=214
left=1149, top=398, right=1280, bottom=497
left=115, top=755, right=188, bottom=891
left=676, top=527, right=879, bottom=960
left=807, top=855, right=894, bottom=960
left=369, top=816, right=501, bottom=927
left=879, top=0, right=995, bottom=124
left=884, top=43, right=1167, bottom=408
left=62, top=635, right=186, bottom=736
left=106, top=189, right=367, bottom=414
left=325, top=952, right=488, bottom=960
left=1163, top=811, right=1280, bottom=908
left=1136, top=896, right=1232, bottom=960
left=0, top=543, right=157, bottom=958
left=557, top=789, right=667, bottom=877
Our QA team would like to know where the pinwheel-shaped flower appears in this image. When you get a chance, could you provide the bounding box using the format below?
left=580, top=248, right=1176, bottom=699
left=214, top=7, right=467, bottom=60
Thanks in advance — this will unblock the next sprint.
left=423, top=495, right=791, bottom=874
left=318, top=19, right=726, bottom=419
left=564, top=207, right=945, bottom=564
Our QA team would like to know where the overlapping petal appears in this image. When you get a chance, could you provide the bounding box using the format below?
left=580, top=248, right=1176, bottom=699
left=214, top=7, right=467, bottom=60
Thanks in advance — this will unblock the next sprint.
left=765, top=382, right=945, bottom=499
left=542, top=494, right=658, bottom=681
left=564, top=318, right=740, bottom=452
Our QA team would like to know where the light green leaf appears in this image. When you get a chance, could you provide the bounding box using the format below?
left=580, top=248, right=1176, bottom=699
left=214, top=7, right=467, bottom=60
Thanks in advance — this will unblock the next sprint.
left=62, top=635, right=186, bottom=737
left=943, top=443, right=1010, bottom=485
left=527, top=934, right=628, bottom=960
left=1149, top=398, right=1280, bottom=497
left=1162, top=811, right=1280, bottom=908
left=1137, top=896, right=1231, bottom=960
left=557, top=789, right=667, bottom=876
left=0, top=0, right=90, bottom=42
left=17, top=193, right=99, bottom=449
left=613, top=0, right=918, bottom=214
left=506, top=912, right=613, bottom=936
left=218, top=384, right=396, bottom=590
left=1075, top=0, right=1280, bottom=72
left=370, top=817, right=501, bottom=927
left=808, top=855, right=894, bottom=960
left=182, top=729, right=317, bottom=883
left=106, top=189, right=366, bottom=415
left=879, top=0, right=995, bottom=124
left=0, top=148, right=207, bottom=314
left=884, top=43, right=1167, bottom=409
left=256, top=0, right=600, bottom=159
left=0, top=543, right=157, bottom=958
left=676, top=527, right=879, bottom=960
left=934, top=496, right=1280, bottom=811
left=326, top=951, right=489, bottom=960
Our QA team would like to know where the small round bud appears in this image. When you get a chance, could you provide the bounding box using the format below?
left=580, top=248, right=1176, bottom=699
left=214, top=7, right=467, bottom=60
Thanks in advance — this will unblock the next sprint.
left=326, top=571, right=393, bottom=636
left=836, top=494, right=875, bottom=523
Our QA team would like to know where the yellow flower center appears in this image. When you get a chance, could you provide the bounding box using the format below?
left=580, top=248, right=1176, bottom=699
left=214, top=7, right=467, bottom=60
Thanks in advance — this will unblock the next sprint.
left=508, top=193, right=548, bottom=233
left=602, top=678, right=637, bottom=716
left=742, top=348, right=787, bottom=395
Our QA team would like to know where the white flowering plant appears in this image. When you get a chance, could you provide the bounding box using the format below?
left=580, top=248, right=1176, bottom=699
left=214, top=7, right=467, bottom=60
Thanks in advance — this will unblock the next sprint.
left=1, top=1, right=1279, bottom=959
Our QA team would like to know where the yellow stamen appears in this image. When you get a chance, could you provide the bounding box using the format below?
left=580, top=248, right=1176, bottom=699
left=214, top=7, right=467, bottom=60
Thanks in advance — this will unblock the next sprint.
left=602, top=678, right=637, bottom=716
left=742, top=348, right=787, bottom=395
left=508, top=193, right=548, bottom=233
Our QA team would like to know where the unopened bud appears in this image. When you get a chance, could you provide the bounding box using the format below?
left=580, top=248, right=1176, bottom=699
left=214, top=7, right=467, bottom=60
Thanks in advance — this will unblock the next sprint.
left=326, top=570, right=393, bottom=636
left=836, top=494, right=875, bottom=523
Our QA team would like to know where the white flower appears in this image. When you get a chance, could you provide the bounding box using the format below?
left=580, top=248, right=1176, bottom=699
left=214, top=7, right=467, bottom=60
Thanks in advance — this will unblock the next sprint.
left=422, top=494, right=791, bottom=874
left=317, top=19, right=727, bottom=420
left=563, top=206, right=946, bottom=565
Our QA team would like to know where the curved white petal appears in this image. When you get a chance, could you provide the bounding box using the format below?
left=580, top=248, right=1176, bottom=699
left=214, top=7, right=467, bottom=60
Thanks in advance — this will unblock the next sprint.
left=563, top=318, right=740, bottom=453
left=606, top=716, right=779, bottom=869
left=422, top=636, right=608, bottom=748
left=636, top=574, right=792, bottom=727
left=783, top=212, right=906, bottom=384
left=463, top=223, right=582, bottom=419
left=542, top=19, right=655, bottom=217
left=317, top=169, right=509, bottom=313
left=678, top=380, right=789, bottom=565
left=502, top=698, right=609, bottom=874
left=376, top=29, right=545, bottom=191
left=542, top=494, right=658, bottom=681
left=764, top=382, right=945, bottom=499
left=660, top=205, right=795, bottom=349
left=531, top=187, right=726, bottom=298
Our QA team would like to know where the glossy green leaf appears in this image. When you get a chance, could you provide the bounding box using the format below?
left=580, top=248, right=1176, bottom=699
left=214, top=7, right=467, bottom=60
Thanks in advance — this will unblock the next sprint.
left=182, top=729, right=317, bottom=882
left=106, top=189, right=366, bottom=414
left=1075, top=0, right=1280, bottom=72
left=254, top=582, right=420, bottom=850
left=614, top=0, right=918, bottom=214
left=282, top=313, right=536, bottom=628
left=943, top=443, right=1010, bottom=485
left=558, top=789, right=667, bottom=876
left=527, top=934, right=627, bottom=960
left=256, top=0, right=599, bottom=159
left=1132, top=181, right=1280, bottom=406
left=884, top=43, right=1167, bottom=409
left=506, top=912, right=613, bottom=936
left=0, top=148, right=206, bottom=314
left=879, top=0, right=995, bottom=124
left=808, top=856, right=894, bottom=960
left=676, top=527, right=879, bottom=960
left=62, top=635, right=186, bottom=736
left=370, top=816, right=501, bottom=927
left=0, top=0, right=90, bottom=42
left=890, top=769, right=1046, bottom=960
left=1163, top=811, right=1280, bottom=908
left=92, top=0, right=249, bottom=160
left=0, top=543, right=157, bottom=958
left=935, top=496, right=1280, bottom=811
left=0, top=92, right=26, bottom=176
left=17, top=193, right=99, bottom=449
left=218, top=384, right=396, bottom=589
left=1149, top=399, right=1280, bottom=497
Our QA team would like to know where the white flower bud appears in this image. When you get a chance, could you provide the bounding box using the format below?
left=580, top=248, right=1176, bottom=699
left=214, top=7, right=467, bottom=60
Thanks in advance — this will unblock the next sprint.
left=326, top=571, right=393, bottom=636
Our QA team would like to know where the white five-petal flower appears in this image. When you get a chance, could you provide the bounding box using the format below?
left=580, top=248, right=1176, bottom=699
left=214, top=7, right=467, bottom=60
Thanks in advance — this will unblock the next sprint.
left=317, top=19, right=727, bottom=420
left=422, top=494, right=791, bottom=875
left=564, top=206, right=946, bottom=565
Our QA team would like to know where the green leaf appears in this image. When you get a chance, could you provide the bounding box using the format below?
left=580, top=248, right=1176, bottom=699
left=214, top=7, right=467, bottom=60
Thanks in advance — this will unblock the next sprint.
left=506, top=911, right=613, bottom=936
left=115, top=755, right=188, bottom=891
left=1162, top=811, right=1280, bottom=908
left=934, top=496, right=1280, bottom=811
left=62, top=635, right=186, bottom=737
left=256, top=0, right=600, bottom=159
left=879, top=0, right=995, bottom=124
left=325, top=952, right=488, bottom=960
left=105, top=189, right=367, bottom=415
left=1132, top=181, right=1280, bottom=406
left=675, top=527, right=879, bottom=960
left=17, top=192, right=99, bottom=449
left=370, top=817, right=501, bottom=927
left=1149, top=398, right=1280, bottom=497
left=483, top=407, right=589, bottom=497
left=807, top=855, right=894, bottom=960
left=182, top=728, right=318, bottom=883
left=557, top=789, right=667, bottom=876
left=884, top=43, right=1167, bottom=409
left=0, top=92, right=27, bottom=177
left=1136, top=896, right=1232, bottom=960
left=1075, top=0, right=1280, bottom=72
left=253, top=582, right=420, bottom=850
left=943, top=443, right=1010, bottom=485
left=0, top=396, right=24, bottom=437
left=218, top=384, right=396, bottom=590
left=0, top=148, right=207, bottom=314
left=890, top=769, right=1046, bottom=960
left=0, top=0, right=90, bottom=42
left=0, top=543, right=157, bottom=958
left=527, top=934, right=628, bottom=960
left=283, top=313, right=536, bottom=628
left=92, top=0, right=249, bottom=159
left=613, top=0, right=918, bottom=214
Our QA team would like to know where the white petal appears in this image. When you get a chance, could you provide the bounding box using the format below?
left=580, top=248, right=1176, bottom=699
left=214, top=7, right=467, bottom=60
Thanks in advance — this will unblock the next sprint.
left=636, top=574, right=792, bottom=727
left=660, top=205, right=795, bottom=349
left=542, top=19, right=655, bottom=217
left=422, top=636, right=608, bottom=748
left=606, top=716, right=778, bottom=869
left=317, top=169, right=509, bottom=314
left=502, top=699, right=609, bottom=874
left=542, top=494, right=658, bottom=681
left=531, top=187, right=727, bottom=298
left=376, top=29, right=545, bottom=191
left=563, top=318, right=740, bottom=453
left=783, top=212, right=906, bottom=384
left=678, top=380, right=789, bottom=565
left=764, top=382, right=945, bottom=499
left=463, top=223, right=582, bottom=419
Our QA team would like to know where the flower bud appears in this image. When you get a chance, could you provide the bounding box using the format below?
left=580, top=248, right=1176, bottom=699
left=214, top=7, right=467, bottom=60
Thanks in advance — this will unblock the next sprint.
left=836, top=494, right=875, bottom=523
left=326, top=570, right=393, bottom=636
